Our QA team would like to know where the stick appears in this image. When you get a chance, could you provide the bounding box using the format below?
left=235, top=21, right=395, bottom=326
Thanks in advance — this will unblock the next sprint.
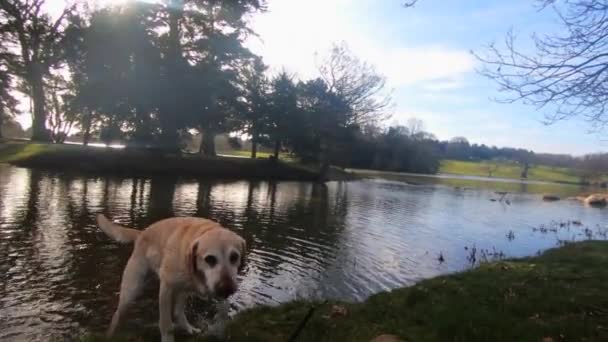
left=287, top=300, right=328, bottom=342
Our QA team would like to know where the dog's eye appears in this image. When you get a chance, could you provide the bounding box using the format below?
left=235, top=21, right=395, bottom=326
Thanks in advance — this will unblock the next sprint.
left=204, top=255, right=217, bottom=267
left=229, top=252, right=239, bottom=265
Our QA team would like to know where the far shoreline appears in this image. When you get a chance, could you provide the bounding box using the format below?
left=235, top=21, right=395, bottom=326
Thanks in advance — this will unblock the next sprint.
left=2, top=140, right=605, bottom=190
left=350, top=167, right=584, bottom=186
left=0, top=141, right=356, bottom=182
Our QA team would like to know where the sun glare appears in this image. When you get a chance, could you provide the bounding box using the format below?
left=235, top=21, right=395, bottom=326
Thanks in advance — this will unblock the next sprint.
left=94, top=0, right=159, bottom=7
left=95, top=0, right=128, bottom=7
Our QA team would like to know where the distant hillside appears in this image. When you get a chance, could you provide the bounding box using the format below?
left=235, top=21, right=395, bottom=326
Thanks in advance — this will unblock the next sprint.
left=440, top=159, right=607, bottom=185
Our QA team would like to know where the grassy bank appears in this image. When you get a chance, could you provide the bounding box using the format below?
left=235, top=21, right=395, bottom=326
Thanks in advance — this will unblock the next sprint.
left=439, top=159, right=600, bottom=184
left=85, top=241, right=608, bottom=341
left=350, top=168, right=591, bottom=196
left=218, top=150, right=295, bottom=162
left=0, top=142, right=323, bottom=181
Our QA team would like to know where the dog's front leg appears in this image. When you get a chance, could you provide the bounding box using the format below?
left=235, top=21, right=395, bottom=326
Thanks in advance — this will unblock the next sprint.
left=158, top=281, right=175, bottom=342
left=174, top=291, right=201, bottom=334
left=208, top=299, right=230, bottom=338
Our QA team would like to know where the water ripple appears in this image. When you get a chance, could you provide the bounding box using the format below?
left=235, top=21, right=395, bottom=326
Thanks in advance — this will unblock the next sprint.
left=1, top=165, right=608, bottom=339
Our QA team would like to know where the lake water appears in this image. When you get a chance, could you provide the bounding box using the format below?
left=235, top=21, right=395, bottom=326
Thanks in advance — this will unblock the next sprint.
left=1, top=165, right=608, bottom=340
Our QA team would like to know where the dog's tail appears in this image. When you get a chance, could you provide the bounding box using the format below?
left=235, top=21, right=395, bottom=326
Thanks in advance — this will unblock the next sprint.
left=97, top=214, right=141, bottom=243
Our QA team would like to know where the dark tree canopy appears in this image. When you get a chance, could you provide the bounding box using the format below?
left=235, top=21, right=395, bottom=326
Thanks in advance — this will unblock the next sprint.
left=0, top=0, right=77, bottom=141
left=239, top=58, right=270, bottom=158
left=476, top=0, right=608, bottom=130
left=0, top=0, right=464, bottom=178
left=73, top=5, right=163, bottom=144
left=0, top=65, right=18, bottom=139
left=267, top=71, right=299, bottom=158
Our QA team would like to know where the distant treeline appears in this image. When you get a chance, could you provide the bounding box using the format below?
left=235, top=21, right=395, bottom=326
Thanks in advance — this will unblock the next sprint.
left=433, top=137, right=608, bottom=176
left=338, top=127, right=535, bottom=174
left=339, top=126, right=608, bottom=176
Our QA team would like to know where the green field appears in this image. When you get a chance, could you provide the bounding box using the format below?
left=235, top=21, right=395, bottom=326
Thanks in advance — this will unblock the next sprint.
left=0, top=142, right=321, bottom=180
left=351, top=168, right=591, bottom=196
left=218, top=149, right=296, bottom=162
left=440, top=159, right=596, bottom=184
left=83, top=241, right=608, bottom=341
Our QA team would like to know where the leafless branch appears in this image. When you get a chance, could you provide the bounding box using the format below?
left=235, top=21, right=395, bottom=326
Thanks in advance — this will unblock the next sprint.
left=318, top=42, right=393, bottom=126
left=475, top=0, right=608, bottom=130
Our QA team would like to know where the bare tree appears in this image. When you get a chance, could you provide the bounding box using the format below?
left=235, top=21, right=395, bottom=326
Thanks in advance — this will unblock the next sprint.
left=318, top=42, right=393, bottom=126
left=475, top=0, right=608, bottom=130
left=406, top=117, right=425, bottom=137
left=0, top=0, right=76, bottom=141
left=450, top=136, right=469, bottom=144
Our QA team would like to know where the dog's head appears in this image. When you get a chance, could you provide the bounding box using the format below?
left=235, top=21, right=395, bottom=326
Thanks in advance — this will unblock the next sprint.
left=188, top=228, right=246, bottom=299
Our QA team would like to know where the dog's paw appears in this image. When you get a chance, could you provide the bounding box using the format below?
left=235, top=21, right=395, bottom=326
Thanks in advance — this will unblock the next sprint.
left=207, top=321, right=226, bottom=339
left=161, top=333, right=175, bottom=342
left=177, top=322, right=201, bottom=335
left=186, top=325, right=202, bottom=335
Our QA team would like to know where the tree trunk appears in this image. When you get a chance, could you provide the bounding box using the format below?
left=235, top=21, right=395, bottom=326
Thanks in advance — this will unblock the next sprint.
left=50, top=88, right=61, bottom=143
left=319, top=136, right=330, bottom=182
left=521, top=163, right=530, bottom=179
left=102, top=116, right=114, bottom=147
left=198, top=132, right=204, bottom=154
left=199, top=127, right=216, bottom=156
left=273, top=139, right=281, bottom=159
left=168, top=1, right=182, bottom=59
left=251, top=141, right=258, bottom=158
left=82, top=110, right=92, bottom=146
left=158, top=0, right=184, bottom=152
left=30, top=70, right=50, bottom=142
left=205, top=131, right=216, bottom=156
left=134, top=105, right=152, bottom=145
left=0, top=104, right=4, bottom=139
left=250, top=123, right=258, bottom=158
left=251, top=136, right=258, bottom=159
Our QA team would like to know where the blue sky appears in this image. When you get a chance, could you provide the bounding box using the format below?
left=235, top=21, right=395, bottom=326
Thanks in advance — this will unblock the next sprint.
left=247, top=0, right=608, bottom=155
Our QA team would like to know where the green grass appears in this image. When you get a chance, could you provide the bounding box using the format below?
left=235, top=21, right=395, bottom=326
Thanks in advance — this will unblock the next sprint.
left=440, top=160, right=586, bottom=184
left=218, top=150, right=296, bottom=162
left=0, top=141, right=323, bottom=181
left=83, top=241, right=608, bottom=342
left=0, top=142, right=51, bottom=163
left=351, top=168, right=589, bottom=196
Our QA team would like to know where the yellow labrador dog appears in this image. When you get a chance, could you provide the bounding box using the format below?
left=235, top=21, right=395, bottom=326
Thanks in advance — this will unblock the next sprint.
left=97, top=214, right=246, bottom=342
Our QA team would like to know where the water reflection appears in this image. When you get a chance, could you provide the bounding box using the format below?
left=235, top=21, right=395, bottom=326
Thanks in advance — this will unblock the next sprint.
left=368, top=171, right=598, bottom=197
left=1, top=165, right=608, bottom=339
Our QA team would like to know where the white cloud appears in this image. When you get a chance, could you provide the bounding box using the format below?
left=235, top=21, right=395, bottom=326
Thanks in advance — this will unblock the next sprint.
left=392, top=108, right=509, bottom=142
left=420, top=78, right=466, bottom=91
left=245, top=0, right=353, bottom=79
left=391, top=107, right=601, bottom=155
left=247, top=1, right=475, bottom=88
left=363, top=46, right=475, bottom=87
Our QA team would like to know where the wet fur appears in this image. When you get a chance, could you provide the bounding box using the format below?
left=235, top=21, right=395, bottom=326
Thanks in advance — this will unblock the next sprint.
left=96, top=214, right=246, bottom=342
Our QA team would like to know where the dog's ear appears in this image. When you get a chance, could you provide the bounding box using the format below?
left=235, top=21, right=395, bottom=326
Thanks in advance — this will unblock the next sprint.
left=188, top=241, right=199, bottom=275
left=238, top=237, right=247, bottom=273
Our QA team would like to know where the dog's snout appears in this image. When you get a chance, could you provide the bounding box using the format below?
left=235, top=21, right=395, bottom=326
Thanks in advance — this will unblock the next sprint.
left=215, top=273, right=237, bottom=299
left=216, top=281, right=236, bottom=299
